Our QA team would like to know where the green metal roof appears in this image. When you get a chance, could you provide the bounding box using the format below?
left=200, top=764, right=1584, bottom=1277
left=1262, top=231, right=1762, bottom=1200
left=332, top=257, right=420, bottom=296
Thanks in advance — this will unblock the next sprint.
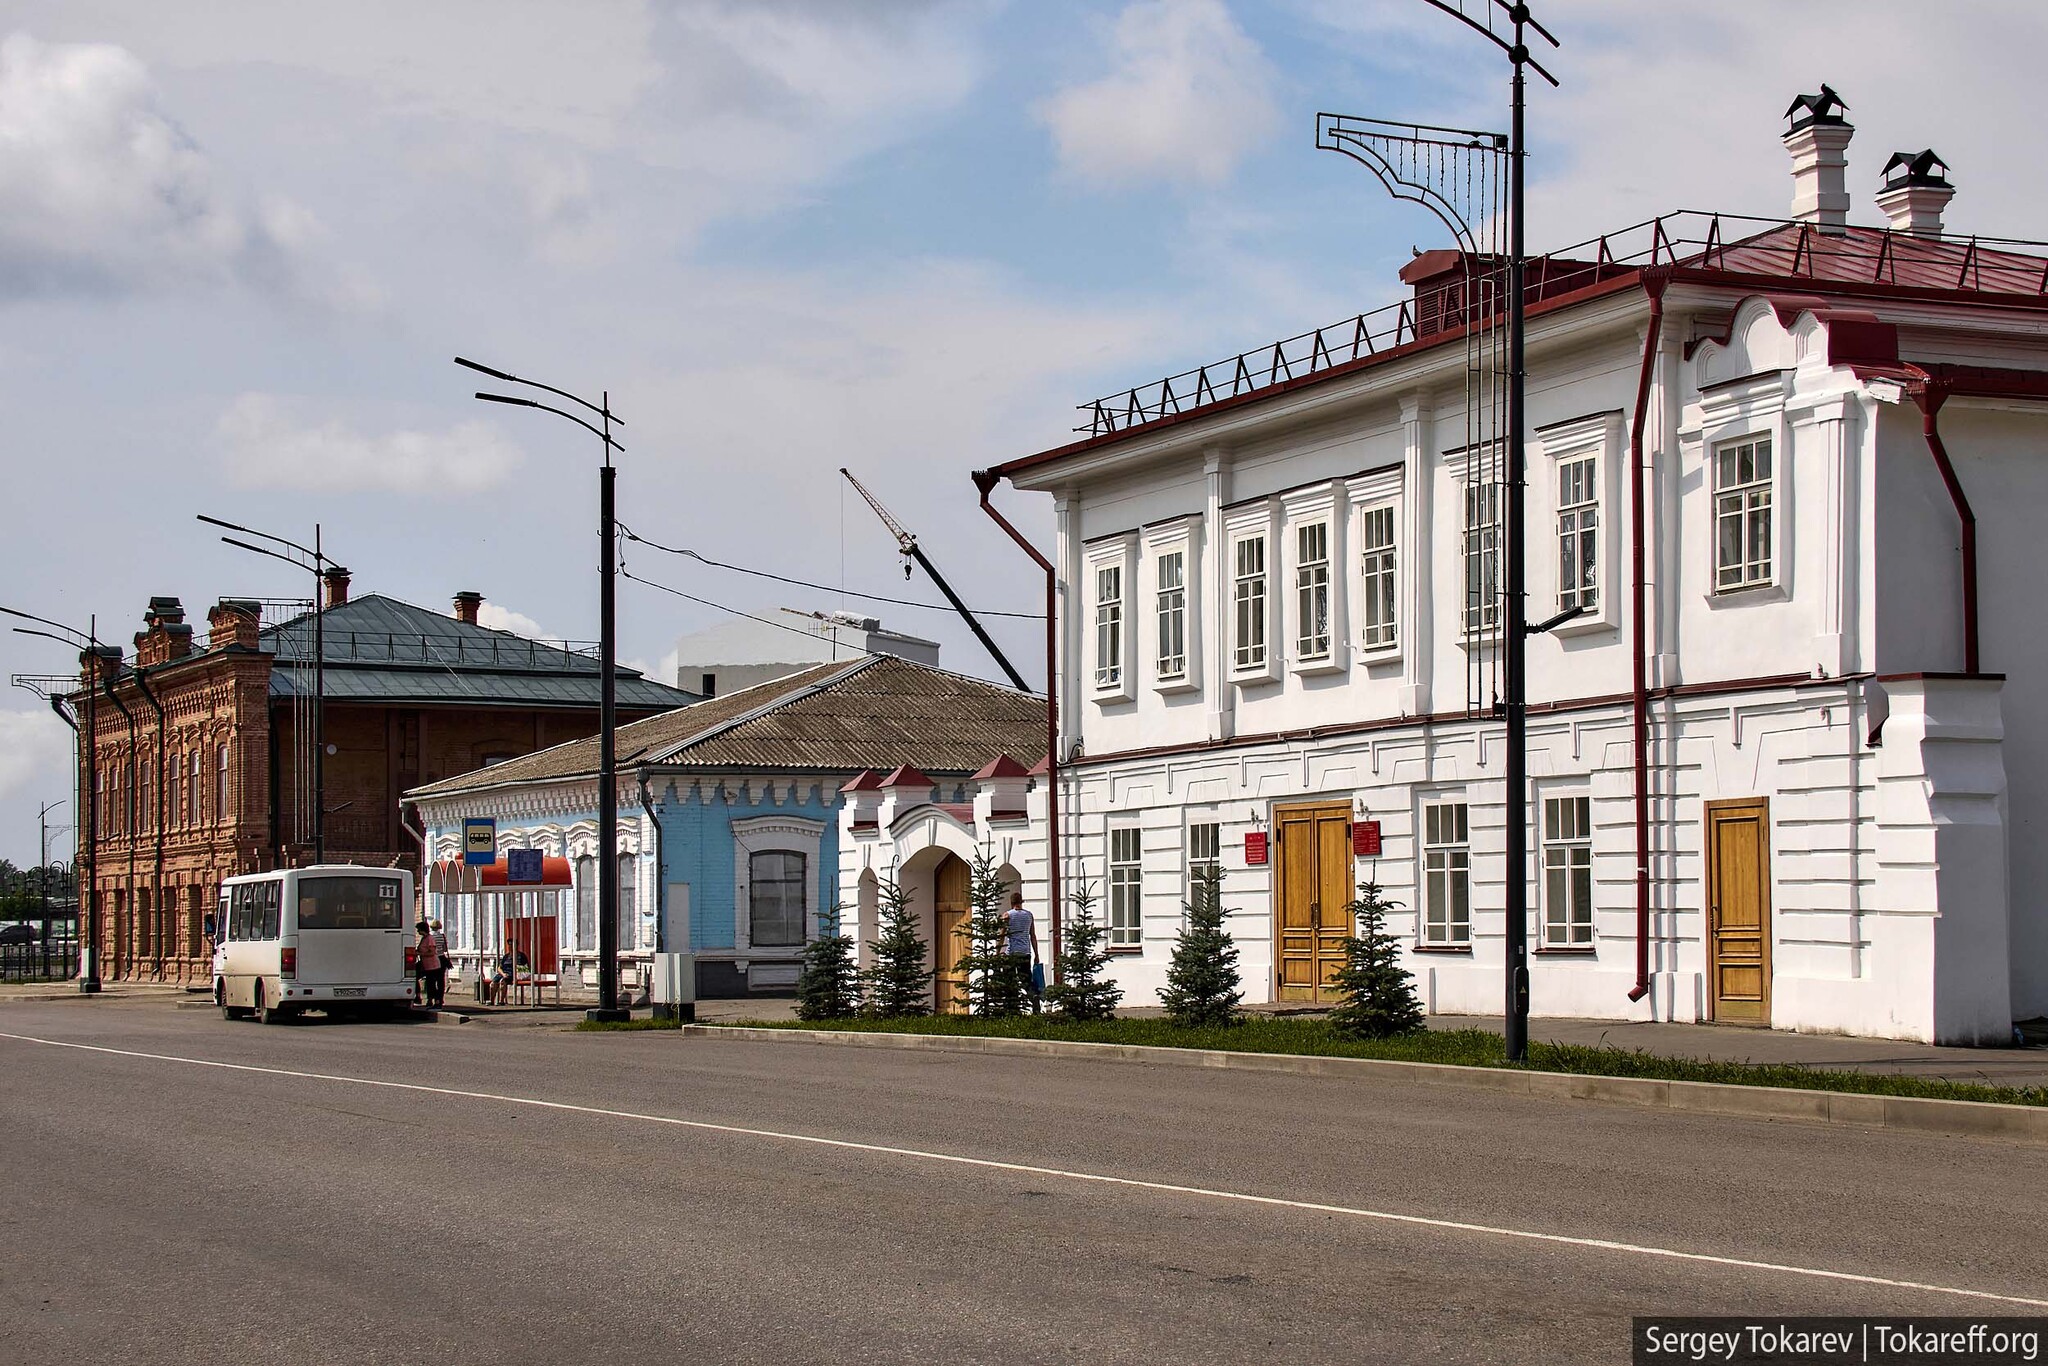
left=261, top=594, right=695, bottom=712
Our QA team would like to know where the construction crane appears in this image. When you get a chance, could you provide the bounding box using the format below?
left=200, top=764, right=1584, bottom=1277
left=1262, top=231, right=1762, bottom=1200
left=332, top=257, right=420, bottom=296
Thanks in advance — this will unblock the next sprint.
left=839, top=466, right=1031, bottom=692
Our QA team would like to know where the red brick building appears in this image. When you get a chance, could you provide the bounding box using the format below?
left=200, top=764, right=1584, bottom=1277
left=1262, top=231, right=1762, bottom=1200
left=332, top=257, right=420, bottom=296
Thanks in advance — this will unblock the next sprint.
left=74, top=576, right=694, bottom=983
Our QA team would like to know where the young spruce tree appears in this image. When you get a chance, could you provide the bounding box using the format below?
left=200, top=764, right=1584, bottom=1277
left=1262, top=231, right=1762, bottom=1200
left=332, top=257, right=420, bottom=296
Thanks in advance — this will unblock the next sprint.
left=1044, top=879, right=1122, bottom=1022
left=1160, top=863, right=1241, bottom=1028
left=794, top=902, right=862, bottom=1020
left=861, top=875, right=931, bottom=1018
left=1327, top=878, right=1425, bottom=1039
left=955, top=850, right=1028, bottom=1018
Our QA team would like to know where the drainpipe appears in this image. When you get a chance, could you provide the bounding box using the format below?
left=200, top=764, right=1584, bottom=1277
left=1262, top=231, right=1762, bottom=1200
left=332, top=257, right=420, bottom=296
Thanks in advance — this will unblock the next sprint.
left=971, top=469, right=1062, bottom=978
left=639, top=768, right=664, bottom=954
left=132, top=667, right=168, bottom=979
left=1908, top=383, right=1980, bottom=675
left=100, top=670, right=138, bottom=980
left=1627, top=275, right=1668, bottom=1005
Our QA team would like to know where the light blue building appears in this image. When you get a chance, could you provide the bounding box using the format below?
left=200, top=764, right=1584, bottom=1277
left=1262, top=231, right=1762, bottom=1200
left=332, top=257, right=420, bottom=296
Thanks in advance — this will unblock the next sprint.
left=404, top=655, right=1044, bottom=998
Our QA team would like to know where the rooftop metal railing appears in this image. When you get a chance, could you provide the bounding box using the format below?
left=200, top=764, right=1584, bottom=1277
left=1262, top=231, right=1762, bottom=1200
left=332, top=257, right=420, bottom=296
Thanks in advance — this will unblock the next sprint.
left=1075, top=209, right=2048, bottom=439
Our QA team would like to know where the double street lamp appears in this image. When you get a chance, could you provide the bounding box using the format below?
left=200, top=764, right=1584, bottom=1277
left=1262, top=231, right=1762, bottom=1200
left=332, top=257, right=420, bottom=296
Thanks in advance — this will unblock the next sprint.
left=1, top=605, right=105, bottom=993
left=197, top=514, right=332, bottom=863
left=454, top=356, right=630, bottom=1023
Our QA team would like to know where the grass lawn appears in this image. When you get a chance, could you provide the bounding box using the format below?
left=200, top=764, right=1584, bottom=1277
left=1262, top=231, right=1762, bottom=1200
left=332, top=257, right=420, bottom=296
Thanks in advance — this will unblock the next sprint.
left=575, top=1012, right=2048, bottom=1108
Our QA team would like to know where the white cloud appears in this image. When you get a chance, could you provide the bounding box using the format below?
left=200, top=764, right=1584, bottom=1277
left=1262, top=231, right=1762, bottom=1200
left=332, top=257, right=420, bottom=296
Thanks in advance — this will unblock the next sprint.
left=476, top=603, right=553, bottom=642
left=0, top=32, right=352, bottom=301
left=0, top=708, right=70, bottom=807
left=1037, top=0, right=1279, bottom=189
left=215, top=394, right=526, bottom=496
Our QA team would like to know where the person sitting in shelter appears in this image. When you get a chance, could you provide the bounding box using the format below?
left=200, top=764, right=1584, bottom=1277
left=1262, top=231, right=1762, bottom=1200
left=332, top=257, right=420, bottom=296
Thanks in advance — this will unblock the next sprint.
left=490, top=950, right=516, bottom=1005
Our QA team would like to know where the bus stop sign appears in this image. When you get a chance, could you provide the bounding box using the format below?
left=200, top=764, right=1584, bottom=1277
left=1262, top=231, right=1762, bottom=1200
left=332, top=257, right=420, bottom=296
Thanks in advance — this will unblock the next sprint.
left=463, top=818, right=497, bottom=866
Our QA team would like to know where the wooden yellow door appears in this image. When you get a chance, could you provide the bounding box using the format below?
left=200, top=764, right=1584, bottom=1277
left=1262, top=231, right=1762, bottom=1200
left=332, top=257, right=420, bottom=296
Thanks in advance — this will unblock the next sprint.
left=934, top=855, right=971, bottom=1015
left=1706, top=799, right=1772, bottom=1025
left=1275, top=805, right=1354, bottom=1003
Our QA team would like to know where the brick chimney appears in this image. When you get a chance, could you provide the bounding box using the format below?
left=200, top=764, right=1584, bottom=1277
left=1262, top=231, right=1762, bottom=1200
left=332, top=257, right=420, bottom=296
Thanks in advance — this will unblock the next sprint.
left=1875, top=149, right=1954, bottom=240
left=134, top=596, right=195, bottom=668
left=1783, top=85, right=1853, bottom=235
left=322, top=565, right=351, bottom=609
left=207, top=598, right=262, bottom=651
left=452, top=591, right=483, bottom=626
left=81, top=644, right=121, bottom=686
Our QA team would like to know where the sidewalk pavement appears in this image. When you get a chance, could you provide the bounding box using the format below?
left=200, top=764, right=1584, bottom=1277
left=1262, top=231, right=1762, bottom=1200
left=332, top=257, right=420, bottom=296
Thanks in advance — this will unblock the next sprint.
left=1424, top=1012, right=2048, bottom=1089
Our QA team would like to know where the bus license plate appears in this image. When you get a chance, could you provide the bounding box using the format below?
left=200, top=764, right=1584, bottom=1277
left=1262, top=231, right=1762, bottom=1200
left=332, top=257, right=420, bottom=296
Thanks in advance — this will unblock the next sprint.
left=333, top=987, right=367, bottom=997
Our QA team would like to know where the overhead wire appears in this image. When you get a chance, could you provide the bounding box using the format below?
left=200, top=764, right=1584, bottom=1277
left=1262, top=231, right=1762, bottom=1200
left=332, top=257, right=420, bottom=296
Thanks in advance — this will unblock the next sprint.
left=616, top=522, right=1043, bottom=620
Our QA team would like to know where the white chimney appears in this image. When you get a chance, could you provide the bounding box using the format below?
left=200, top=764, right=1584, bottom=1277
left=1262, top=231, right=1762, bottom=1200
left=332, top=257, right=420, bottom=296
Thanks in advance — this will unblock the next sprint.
left=1782, top=85, right=1854, bottom=235
left=1875, top=149, right=1954, bottom=239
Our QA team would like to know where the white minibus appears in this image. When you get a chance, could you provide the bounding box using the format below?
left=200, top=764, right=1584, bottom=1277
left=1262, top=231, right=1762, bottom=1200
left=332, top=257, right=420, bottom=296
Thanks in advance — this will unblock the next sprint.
left=210, top=866, right=417, bottom=1023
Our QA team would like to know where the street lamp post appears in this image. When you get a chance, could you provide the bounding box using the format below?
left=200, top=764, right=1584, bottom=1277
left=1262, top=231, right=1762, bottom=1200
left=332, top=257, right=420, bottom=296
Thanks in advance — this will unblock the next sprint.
left=198, top=515, right=330, bottom=864
left=454, top=356, right=630, bottom=1023
left=39, top=800, right=67, bottom=979
left=3, top=606, right=104, bottom=992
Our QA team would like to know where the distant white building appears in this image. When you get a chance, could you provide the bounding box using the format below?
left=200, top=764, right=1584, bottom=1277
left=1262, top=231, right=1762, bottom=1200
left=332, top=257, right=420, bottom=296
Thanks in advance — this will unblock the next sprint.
left=850, top=87, right=2048, bottom=1045
left=673, top=610, right=940, bottom=699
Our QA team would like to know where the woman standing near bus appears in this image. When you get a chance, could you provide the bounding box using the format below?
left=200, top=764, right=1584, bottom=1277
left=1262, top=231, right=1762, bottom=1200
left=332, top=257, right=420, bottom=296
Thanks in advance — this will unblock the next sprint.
left=414, top=919, right=444, bottom=1007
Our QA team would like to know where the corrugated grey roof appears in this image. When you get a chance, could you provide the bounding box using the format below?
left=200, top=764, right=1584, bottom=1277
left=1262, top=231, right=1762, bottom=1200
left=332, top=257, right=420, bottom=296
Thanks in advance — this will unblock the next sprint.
left=406, top=655, right=1046, bottom=801
left=260, top=594, right=695, bottom=711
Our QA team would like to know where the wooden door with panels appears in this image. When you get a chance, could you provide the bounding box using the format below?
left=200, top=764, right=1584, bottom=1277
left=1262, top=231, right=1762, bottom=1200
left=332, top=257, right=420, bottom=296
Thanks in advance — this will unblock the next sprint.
left=933, top=854, right=971, bottom=1015
left=1705, top=799, right=1773, bottom=1025
left=1275, top=804, right=1356, bottom=1003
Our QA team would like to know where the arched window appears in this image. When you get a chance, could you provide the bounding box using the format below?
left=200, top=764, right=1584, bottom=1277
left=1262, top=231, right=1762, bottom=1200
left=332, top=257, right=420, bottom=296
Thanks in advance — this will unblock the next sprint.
left=216, top=745, right=229, bottom=824
left=617, top=855, right=637, bottom=953
left=749, top=851, right=806, bottom=948
left=575, top=855, right=596, bottom=952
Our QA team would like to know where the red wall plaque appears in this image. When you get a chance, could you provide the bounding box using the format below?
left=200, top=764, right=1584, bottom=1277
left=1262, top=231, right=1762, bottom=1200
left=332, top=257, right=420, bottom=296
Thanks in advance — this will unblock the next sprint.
left=1353, top=820, right=1382, bottom=857
left=1245, top=831, right=1269, bottom=866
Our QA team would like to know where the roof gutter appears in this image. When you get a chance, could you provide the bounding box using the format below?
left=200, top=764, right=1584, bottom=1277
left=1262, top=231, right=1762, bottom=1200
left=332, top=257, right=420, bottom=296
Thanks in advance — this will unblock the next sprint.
left=971, top=468, right=1062, bottom=980
left=1627, top=274, right=1668, bottom=1005
left=1905, top=382, right=1980, bottom=675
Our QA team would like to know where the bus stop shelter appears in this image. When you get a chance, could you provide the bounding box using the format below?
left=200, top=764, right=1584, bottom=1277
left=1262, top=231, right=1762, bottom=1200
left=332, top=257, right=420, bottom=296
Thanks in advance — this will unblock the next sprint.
left=424, top=855, right=569, bottom=1005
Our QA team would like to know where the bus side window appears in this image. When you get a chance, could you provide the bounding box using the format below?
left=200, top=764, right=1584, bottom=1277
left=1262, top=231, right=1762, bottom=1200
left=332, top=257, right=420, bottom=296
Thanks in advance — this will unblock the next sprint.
left=261, top=883, right=281, bottom=940
left=232, top=886, right=255, bottom=941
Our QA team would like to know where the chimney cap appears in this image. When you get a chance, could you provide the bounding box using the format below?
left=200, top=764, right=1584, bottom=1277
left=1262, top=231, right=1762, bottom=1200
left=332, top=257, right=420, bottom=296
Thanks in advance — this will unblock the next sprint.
left=1882, top=148, right=1951, bottom=191
left=1784, top=84, right=1851, bottom=133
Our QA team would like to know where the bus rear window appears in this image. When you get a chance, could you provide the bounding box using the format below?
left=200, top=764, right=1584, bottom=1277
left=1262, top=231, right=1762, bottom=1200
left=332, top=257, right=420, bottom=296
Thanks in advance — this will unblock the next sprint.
left=297, top=877, right=406, bottom=931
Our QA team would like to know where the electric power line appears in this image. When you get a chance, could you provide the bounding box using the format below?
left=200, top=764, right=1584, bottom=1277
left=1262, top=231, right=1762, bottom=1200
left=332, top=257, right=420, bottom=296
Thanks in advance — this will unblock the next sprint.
left=616, top=523, right=1042, bottom=620
left=617, top=564, right=880, bottom=658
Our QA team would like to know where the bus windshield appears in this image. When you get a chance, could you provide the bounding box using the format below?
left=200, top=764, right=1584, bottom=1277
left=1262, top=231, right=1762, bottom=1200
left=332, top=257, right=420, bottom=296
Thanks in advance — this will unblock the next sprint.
left=297, top=877, right=407, bottom=931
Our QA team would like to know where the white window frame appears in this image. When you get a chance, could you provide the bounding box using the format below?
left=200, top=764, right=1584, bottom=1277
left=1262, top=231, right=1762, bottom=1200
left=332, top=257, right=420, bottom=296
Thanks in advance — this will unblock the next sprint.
left=1420, top=798, right=1471, bottom=948
left=1540, top=792, right=1594, bottom=950
left=1713, top=433, right=1775, bottom=593
left=1534, top=411, right=1623, bottom=634
left=1686, top=374, right=1792, bottom=609
left=1557, top=456, right=1598, bottom=612
left=1231, top=532, right=1269, bottom=677
left=1108, top=825, right=1143, bottom=950
left=1156, top=548, right=1186, bottom=681
left=1094, top=562, right=1124, bottom=689
left=1461, top=480, right=1502, bottom=638
left=1085, top=535, right=1138, bottom=702
left=1294, top=520, right=1332, bottom=661
left=1144, top=518, right=1201, bottom=695
left=1357, top=502, right=1398, bottom=654
left=1281, top=482, right=1347, bottom=675
left=732, top=814, right=826, bottom=954
left=1186, top=819, right=1221, bottom=901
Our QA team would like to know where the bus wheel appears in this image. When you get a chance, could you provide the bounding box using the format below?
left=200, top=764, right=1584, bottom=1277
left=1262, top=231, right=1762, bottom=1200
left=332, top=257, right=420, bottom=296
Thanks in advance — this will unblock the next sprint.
left=252, top=982, right=289, bottom=1025
left=219, top=981, right=250, bottom=1021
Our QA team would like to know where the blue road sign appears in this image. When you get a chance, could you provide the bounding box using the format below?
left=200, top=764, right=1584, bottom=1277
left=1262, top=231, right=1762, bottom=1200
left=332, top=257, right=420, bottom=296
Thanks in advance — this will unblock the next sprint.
left=463, top=818, right=497, bottom=866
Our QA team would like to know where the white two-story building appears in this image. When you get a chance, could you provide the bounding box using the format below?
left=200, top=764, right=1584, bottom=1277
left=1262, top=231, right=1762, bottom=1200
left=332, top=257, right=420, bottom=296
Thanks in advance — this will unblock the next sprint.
left=852, top=88, right=2048, bottom=1044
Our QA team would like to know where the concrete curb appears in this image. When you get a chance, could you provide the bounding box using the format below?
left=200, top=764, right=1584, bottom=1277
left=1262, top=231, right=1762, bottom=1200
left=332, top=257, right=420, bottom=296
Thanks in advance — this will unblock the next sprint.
left=677, top=1024, right=2048, bottom=1146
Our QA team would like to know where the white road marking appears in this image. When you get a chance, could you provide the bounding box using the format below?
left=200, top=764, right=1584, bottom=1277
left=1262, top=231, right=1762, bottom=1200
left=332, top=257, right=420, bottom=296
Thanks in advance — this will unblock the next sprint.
left=5, top=1028, right=2044, bottom=1308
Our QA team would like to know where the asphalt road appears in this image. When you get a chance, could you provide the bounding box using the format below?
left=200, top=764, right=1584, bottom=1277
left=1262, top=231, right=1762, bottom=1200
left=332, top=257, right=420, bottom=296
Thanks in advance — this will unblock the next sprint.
left=1, top=999, right=2042, bottom=1366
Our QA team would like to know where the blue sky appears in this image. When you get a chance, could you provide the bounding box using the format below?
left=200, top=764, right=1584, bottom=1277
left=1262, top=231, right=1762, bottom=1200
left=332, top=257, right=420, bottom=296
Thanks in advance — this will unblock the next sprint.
left=2, top=0, right=2043, bottom=862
